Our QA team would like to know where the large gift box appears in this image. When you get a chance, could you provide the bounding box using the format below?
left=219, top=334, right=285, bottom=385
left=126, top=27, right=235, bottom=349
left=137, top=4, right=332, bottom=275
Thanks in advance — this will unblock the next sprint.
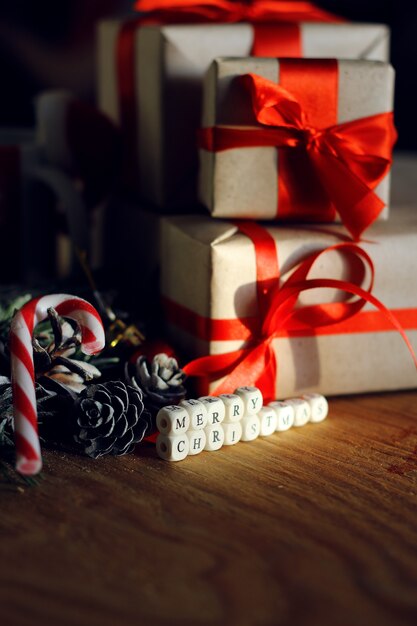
left=97, top=15, right=389, bottom=208
left=160, top=207, right=417, bottom=400
left=198, top=57, right=396, bottom=238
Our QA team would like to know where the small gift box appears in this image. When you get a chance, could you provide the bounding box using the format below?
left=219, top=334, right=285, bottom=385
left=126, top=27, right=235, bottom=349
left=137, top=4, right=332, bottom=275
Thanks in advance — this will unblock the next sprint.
left=97, top=10, right=389, bottom=208
left=198, top=58, right=396, bottom=239
left=160, top=208, right=417, bottom=400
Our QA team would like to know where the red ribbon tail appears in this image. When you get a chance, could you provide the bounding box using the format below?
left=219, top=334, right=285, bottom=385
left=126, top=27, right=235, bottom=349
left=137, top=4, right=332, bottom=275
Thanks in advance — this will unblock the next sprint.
left=310, top=150, right=387, bottom=240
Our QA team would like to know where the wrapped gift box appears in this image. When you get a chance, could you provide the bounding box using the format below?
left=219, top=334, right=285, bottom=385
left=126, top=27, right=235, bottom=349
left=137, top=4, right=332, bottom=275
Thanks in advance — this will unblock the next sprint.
left=160, top=206, right=417, bottom=399
left=97, top=20, right=389, bottom=208
left=199, top=57, right=395, bottom=236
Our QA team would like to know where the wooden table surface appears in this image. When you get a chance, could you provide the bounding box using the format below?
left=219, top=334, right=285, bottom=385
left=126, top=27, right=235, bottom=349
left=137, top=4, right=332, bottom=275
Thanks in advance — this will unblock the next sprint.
left=1, top=391, right=417, bottom=626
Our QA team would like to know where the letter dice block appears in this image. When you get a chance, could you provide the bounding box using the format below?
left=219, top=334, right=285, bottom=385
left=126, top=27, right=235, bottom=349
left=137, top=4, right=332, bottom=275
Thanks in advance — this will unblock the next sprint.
left=199, top=396, right=225, bottom=426
left=180, top=399, right=208, bottom=429
left=223, top=421, right=242, bottom=446
left=234, top=386, right=263, bottom=416
left=302, top=393, right=329, bottom=423
left=187, top=429, right=207, bottom=455
left=218, top=394, right=244, bottom=422
left=156, top=405, right=190, bottom=435
left=268, top=401, right=295, bottom=432
left=285, top=398, right=311, bottom=427
left=156, top=433, right=189, bottom=461
left=204, top=425, right=225, bottom=451
left=258, top=407, right=278, bottom=437
left=241, top=415, right=261, bottom=442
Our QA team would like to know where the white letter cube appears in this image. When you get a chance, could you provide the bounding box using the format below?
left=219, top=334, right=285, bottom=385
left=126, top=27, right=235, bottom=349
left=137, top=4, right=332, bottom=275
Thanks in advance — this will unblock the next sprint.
left=285, top=398, right=311, bottom=427
left=302, top=393, right=329, bottom=423
left=218, top=394, right=245, bottom=422
left=199, top=396, right=225, bottom=425
left=258, top=407, right=278, bottom=437
left=156, top=405, right=190, bottom=435
left=156, top=433, right=189, bottom=461
left=187, top=429, right=207, bottom=455
left=269, top=401, right=295, bottom=432
left=179, top=399, right=208, bottom=430
left=234, top=386, right=263, bottom=416
left=204, top=425, right=225, bottom=451
left=223, top=421, right=242, bottom=446
left=241, top=415, right=261, bottom=442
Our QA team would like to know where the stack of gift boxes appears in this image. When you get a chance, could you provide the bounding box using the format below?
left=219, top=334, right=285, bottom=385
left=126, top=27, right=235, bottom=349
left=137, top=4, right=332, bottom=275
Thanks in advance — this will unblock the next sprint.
left=98, top=1, right=417, bottom=420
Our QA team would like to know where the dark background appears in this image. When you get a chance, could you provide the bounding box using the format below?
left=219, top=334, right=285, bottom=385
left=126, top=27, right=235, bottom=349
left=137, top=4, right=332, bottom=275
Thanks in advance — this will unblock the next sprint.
left=0, top=0, right=415, bottom=149
left=318, top=0, right=416, bottom=149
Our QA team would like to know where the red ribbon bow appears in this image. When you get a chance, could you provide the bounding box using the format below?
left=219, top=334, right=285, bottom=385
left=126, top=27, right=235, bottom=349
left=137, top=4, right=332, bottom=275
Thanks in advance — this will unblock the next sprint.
left=183, top=222, right=417, bottom=402
left=199, top=73, right=397, bottom=240
left=133, top=0, right=342, bottom=23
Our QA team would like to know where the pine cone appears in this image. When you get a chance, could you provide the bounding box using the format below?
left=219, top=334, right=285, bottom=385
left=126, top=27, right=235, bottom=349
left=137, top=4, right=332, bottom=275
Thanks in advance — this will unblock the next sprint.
left=125, top=352, right=187, bottom=416
left=34, top=307, right=101, bottom=394
left=72, top=381, right=151, bottom=458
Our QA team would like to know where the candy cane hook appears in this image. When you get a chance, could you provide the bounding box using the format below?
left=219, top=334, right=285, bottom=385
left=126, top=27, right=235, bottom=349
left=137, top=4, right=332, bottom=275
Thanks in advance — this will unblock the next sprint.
left=10, top=294, right=105, bottom=475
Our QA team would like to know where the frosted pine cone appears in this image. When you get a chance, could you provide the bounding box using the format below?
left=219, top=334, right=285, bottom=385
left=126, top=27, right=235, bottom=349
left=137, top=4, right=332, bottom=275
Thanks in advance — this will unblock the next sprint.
left=33, top=307, right=101, bottom=393
left=125, top=352, right=186, bottom=416
left=72, top=381, right=151, bottom=458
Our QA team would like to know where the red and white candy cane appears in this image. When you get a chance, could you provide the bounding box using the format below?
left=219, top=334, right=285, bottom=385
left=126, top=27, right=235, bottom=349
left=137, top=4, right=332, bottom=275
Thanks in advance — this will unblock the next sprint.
left=10, top=294, right=105, bottom=475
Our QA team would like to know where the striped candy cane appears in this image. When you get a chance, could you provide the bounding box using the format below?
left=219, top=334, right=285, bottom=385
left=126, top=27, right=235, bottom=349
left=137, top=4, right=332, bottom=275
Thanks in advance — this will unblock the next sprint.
left=10, top=294, right=105, bottom=475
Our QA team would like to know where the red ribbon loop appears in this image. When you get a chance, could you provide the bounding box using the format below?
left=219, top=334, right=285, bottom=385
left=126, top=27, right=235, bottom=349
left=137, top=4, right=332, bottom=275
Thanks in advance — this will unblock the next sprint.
left=199, top=72, right=397, bottom=239
left=134, top=0, right=343, bottom=23
left=183, top=225, right=417, bottom=402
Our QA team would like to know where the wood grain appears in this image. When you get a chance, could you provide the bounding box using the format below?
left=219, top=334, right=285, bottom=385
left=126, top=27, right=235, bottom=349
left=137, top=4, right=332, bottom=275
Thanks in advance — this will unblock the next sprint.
left=1, top=391, right=417, bottom=626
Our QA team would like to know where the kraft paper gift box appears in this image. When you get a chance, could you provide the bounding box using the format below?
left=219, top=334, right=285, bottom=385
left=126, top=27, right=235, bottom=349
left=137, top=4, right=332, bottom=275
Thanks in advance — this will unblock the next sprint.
left=97, top=19, right=389, bottom=209
left=198, top=57, right=395, bottom=238
left=159, top=207, right=417, bottom=400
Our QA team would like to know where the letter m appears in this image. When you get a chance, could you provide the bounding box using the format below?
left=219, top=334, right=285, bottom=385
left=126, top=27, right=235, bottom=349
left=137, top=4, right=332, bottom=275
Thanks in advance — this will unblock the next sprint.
left=175, top=416, right=187, bottom=430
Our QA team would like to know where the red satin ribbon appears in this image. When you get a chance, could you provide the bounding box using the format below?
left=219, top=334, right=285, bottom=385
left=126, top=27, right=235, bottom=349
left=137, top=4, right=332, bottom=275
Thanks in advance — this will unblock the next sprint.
left=181, top=222, right=417, bottom=402
left=134, top=1, right=343, bottom=23
left=199, top=69, right=397, bottom=239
